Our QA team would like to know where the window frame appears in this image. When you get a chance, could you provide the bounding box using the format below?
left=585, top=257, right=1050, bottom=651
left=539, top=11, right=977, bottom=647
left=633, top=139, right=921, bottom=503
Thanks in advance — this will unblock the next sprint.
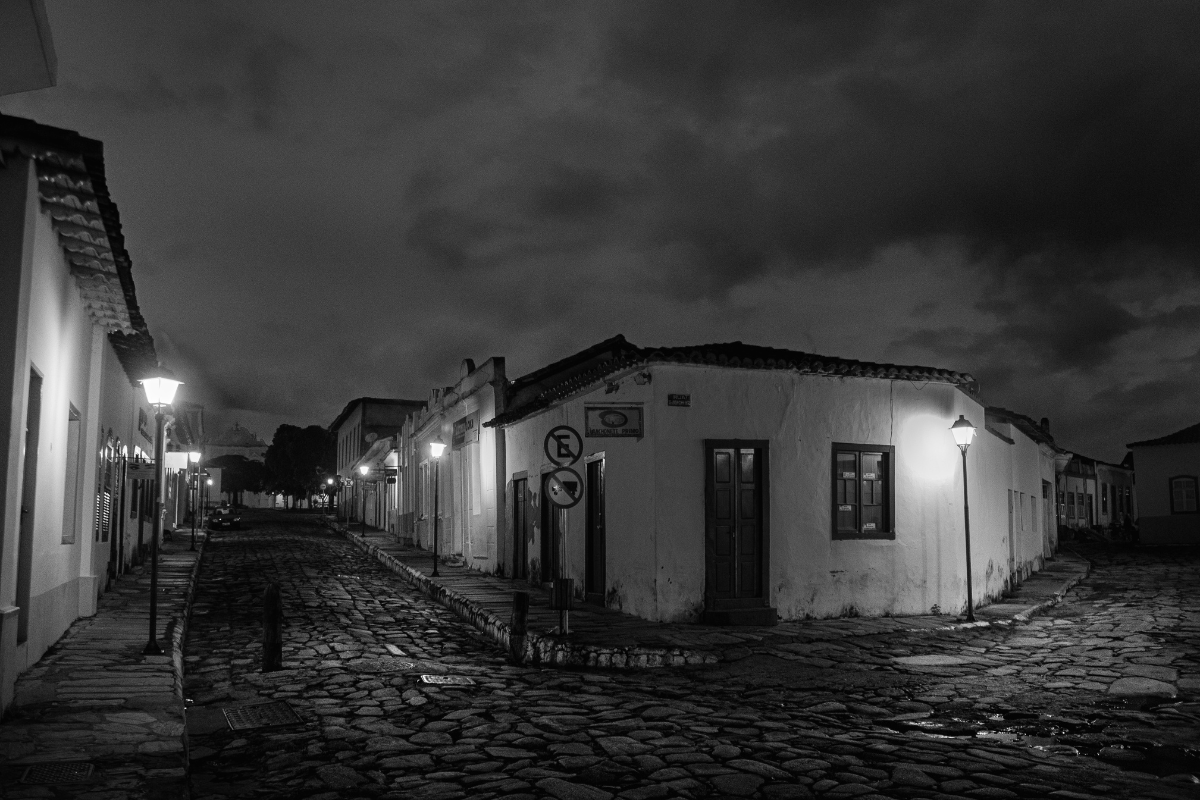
left=831, top=443, right=896, bottom=541
left=1169, top=475, right=1198, bottom=514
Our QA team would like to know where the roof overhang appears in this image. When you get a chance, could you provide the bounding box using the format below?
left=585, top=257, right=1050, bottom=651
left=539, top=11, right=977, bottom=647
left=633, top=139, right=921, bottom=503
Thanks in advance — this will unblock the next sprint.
left=0, top=0, right=57, bottom=97
left=1, top=114, right=159, bottom=383
left=345, top=436, right=395, bottom=479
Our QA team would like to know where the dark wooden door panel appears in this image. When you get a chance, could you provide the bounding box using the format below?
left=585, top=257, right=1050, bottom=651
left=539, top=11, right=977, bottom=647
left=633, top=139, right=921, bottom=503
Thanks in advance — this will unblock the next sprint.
left=706, top=445, right=764, bottom=603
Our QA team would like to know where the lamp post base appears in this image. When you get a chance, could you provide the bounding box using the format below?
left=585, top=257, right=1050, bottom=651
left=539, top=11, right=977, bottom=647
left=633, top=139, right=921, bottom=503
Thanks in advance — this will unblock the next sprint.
left=143, top=641, right=163, bottom=656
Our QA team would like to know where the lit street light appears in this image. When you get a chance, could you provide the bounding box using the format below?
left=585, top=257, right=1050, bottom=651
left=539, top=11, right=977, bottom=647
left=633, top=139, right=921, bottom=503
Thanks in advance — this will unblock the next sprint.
left=139, top=367, right=182, bottom=656
left=950, top=414, right=978, bottom=622
left=429, top=436, right=446, bottom=577
left=359, top=463, right=370, bottom=536
left=188, top=450, right=201, bottom=551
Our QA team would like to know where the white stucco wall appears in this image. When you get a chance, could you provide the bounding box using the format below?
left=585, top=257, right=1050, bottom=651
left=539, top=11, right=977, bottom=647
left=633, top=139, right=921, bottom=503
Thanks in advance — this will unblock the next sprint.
left=10, top=191, right=106, bottom=664
left=502, top=362, right=1053, bottom=623
left=404, top=363, right=503, bottom=573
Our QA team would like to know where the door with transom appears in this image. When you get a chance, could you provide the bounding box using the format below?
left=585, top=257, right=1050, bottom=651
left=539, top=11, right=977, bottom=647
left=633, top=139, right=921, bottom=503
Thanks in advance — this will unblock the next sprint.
left=705, top=440, right=768, bottom=612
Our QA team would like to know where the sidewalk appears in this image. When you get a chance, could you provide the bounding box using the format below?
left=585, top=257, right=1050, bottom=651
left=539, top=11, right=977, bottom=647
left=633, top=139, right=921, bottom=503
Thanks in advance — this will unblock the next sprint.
left=331, top=519, right=1091, bottom=670
left=0, top=534, right=203, bottom=800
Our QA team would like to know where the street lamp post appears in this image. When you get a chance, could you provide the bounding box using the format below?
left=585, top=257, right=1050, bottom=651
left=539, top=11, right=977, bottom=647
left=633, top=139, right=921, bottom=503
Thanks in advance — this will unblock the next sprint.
left=188, top=451, right=201, bottom=550
left=429, top=436, right=446, bottom=577
left=359, top=464, right=370, bottom=536
left=326, top=477, right=334, bottom=514
left=951, top=415, right=978, bottom=622
left=140, top=368, right=182, bottom=656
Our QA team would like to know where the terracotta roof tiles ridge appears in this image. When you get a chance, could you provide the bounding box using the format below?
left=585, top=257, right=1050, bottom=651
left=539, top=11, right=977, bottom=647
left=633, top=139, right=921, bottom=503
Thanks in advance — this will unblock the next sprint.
left=1127, top=422, right=1200, bottom=448
left=488, top=337, right=977, bottom=428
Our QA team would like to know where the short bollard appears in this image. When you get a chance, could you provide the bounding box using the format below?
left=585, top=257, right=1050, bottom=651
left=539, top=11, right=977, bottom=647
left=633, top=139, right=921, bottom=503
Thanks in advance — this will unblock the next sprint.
left=263, top=582, right=283, bottom=672
left=510, top=591, right=529, bottom=665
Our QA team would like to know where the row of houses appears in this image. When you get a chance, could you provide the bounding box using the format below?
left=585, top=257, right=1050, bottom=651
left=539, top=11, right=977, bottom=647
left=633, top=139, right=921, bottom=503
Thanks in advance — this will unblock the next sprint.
left=0, top=114, right=205, bottom=713
left=330, top=336, right=1154, bottom=628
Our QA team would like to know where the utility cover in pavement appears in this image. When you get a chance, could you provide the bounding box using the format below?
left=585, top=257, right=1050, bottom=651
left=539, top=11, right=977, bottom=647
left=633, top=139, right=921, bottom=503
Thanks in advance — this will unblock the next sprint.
left=222, top=700, right=302, bottom=730
left=419, top=674, right=475, bottom=686
left=21, top=762, right=95, bottom=784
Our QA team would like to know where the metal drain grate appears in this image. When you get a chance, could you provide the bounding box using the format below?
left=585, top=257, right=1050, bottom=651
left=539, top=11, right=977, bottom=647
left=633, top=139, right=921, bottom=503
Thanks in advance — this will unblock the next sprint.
left=222, top=700, right=302, bottom=730
left=21, top=762, right=95, bottom=784
left=419, top=674, right=476, bottom=686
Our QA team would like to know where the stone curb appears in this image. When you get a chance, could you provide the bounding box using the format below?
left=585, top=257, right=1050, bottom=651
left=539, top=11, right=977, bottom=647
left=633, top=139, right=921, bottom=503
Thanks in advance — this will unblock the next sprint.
left=328, top=518, right=1091, bottom=670
left=173, top=536, right=206, bottom=770
left=896, top=549, right=1093, bottom=634
left=1012, top=547, right=1092, bottom=623
left=328, top=521, right=719, bottom=670
left=155, top=535, right=206, bottom=799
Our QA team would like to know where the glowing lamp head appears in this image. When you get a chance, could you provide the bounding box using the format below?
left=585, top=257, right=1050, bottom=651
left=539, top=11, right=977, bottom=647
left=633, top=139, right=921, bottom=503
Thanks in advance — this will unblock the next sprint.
left=188, top=451, right=201, bottom=463
left=327, top=477, right=334, bottom=485
left=140, top=367, right=182, bottom=407
left=206, top=478, right=213, bottom=486
left=950, top=415, right=977, bottom=451
left=359, top=464, right=370, bottom=476
left=429, top=436, right=446, bottom=459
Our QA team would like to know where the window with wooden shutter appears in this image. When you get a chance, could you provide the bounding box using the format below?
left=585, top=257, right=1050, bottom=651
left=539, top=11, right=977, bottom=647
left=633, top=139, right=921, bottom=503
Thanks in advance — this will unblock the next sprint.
left=1170, top=476, right=1198, bottom=513
left=831, top=444, right=894, bottom=540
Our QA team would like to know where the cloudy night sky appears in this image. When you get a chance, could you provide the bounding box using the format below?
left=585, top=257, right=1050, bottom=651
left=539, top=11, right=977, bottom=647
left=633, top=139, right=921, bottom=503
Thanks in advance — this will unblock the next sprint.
left=3, top=1, right=1198, bottom=463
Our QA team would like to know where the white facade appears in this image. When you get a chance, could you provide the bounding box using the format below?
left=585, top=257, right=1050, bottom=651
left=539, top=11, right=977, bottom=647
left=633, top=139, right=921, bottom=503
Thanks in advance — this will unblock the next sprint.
left=495, top=358, right=1056, bottom=624
left=0, top=119, right=167, bottom=713
left=398, top=358, right=506, bottom=574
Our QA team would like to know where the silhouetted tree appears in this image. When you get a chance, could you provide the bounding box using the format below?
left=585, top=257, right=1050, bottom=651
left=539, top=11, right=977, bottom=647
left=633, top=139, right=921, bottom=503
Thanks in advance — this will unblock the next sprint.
left=207, top=454, right=267, bottom=507
left=264, top=425, right=335, bottom=507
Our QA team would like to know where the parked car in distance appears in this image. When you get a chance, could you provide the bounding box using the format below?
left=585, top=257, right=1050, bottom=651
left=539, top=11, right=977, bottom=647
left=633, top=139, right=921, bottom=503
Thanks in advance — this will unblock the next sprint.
left=208, top=507, right=242, bottom=530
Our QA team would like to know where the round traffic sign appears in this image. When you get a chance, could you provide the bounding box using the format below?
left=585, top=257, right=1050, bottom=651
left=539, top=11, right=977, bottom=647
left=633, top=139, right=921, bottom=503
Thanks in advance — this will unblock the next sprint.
left=544, top=425, right=583, bottom=467
left=545, top=467, right=583, bottom=508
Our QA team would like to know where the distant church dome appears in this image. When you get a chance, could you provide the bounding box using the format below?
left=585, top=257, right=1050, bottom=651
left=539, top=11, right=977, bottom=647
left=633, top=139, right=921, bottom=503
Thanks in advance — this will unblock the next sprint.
left=209, top=422, right=267, bottom=448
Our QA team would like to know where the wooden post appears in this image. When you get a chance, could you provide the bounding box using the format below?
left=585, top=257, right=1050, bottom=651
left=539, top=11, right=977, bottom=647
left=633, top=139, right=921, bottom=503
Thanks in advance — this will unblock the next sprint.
left=263, top=582, right=283, bottom=672
left=510, top=590, right=529, bottom=664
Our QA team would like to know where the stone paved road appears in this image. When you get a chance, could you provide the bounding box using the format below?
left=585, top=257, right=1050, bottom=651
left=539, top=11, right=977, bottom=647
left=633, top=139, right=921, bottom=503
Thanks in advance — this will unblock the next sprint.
left=184, top=514, right=1200, bottom=799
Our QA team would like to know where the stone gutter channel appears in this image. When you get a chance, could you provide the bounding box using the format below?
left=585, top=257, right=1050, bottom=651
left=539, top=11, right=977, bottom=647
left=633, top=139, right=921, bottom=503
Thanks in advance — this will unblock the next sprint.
left=326, top=518, right=1092, bottom=671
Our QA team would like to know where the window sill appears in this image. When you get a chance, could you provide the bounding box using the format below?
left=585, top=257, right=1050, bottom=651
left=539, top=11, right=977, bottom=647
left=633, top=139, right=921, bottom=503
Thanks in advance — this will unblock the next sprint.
left=833, top=530, right=896, bottom=541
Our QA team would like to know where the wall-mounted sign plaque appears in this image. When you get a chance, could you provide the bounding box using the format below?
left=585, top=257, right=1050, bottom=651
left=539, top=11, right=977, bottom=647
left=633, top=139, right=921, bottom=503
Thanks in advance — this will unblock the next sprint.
left=667, top=394, right=690, bottom=407
left=452, top=413, right=479, bottom=448
left=584, top=406, right=644, bottom=438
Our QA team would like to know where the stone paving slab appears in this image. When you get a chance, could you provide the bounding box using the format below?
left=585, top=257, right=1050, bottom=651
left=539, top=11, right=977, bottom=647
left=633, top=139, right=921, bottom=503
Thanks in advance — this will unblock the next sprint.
left=330, top=518, right=1091, bottom=669
left=187, top=520, right=1199, bottom=800
left=0, top=535, right=203, bottom=799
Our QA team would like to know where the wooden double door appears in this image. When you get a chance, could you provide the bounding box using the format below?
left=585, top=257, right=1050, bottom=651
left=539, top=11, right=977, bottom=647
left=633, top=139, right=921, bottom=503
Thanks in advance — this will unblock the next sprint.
left=704, top=440, right=769, bottom=616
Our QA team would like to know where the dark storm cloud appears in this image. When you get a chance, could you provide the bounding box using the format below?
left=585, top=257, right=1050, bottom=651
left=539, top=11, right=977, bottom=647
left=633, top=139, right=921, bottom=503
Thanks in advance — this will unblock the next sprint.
left=538, top=1, right=1192, bottom=299
left=78, top=11, right=305, bottom=131
left=10, top=1, right=1199, bottom=461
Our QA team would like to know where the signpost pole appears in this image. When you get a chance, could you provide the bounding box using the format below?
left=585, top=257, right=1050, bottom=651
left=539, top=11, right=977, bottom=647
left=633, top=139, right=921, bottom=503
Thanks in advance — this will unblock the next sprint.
left=559, top=508, right=569, bottom=635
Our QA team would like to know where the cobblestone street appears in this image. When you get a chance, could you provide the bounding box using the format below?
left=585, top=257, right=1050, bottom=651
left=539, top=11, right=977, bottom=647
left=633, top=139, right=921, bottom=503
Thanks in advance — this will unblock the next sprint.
left=184, top=513, right=1200, bottom=800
